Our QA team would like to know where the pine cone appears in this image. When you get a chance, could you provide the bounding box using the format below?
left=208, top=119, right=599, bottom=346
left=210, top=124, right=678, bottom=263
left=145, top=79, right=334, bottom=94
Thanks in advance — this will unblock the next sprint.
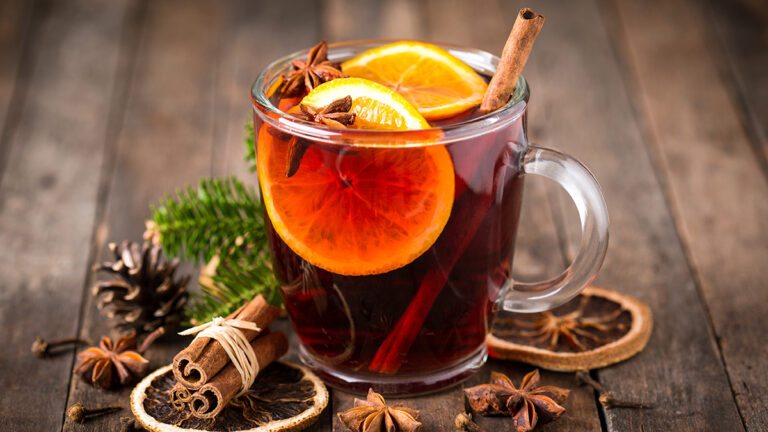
left=93, top=240, right=189, bottom=336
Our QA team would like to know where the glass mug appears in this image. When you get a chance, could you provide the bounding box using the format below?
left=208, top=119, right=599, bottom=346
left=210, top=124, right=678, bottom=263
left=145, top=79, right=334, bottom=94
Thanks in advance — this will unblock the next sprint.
left=251, top=40, right=609, bottom=396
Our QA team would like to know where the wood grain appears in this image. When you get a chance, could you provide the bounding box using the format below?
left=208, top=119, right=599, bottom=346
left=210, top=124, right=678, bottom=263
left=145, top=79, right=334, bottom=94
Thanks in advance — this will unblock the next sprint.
left=527, top=0, right=745, bottom=430
left=322, top=0, right=382, bottom=43
left=705, top=0, right=768, bottom=164
left=211, top=0, right=322, bottom=180
left=63, top=1, right=228, bottom=430
left=0, top=0, right=35, bottom=171
left=0, top=0, right=132, bottom=430
left=607, top=0, right=768, bottom=429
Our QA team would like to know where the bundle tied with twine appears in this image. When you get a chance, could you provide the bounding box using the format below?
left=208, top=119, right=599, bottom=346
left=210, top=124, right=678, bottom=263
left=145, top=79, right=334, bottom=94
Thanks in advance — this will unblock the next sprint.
left=170, top=295, right=287, bottom=419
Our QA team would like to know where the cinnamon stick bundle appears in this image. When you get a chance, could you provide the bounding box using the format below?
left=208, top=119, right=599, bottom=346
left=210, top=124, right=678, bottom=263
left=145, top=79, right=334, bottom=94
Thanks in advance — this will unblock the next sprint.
left=172, top=295, right=280, bottom=389
left=189, top=331, right=288, bottom=419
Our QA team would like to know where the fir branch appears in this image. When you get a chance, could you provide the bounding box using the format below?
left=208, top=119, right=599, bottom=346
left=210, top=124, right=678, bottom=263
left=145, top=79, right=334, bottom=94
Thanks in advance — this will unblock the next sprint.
left=244, top=121, right=257, bottom=172
left=186, top=239, right=280, bottom=324
left=148, top=176, right=282, bottom=322
left=149, top=177, right=264, bottom=263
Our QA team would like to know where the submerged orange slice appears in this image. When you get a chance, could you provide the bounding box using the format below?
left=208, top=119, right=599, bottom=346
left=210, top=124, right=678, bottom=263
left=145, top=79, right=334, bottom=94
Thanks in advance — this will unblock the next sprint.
left=258, top=78, right=454, bottom=275
left=341, top=41, right=488, bottom=120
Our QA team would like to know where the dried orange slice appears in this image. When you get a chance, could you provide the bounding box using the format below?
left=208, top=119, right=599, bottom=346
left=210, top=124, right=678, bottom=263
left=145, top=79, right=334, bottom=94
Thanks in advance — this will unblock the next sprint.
left=341, top=41, right=488, bottom=120
left=131, top=362, right=328, bottom=431
left=487, top=286, right=653, bottom=371
left=258, top=78, right=454, bottom=276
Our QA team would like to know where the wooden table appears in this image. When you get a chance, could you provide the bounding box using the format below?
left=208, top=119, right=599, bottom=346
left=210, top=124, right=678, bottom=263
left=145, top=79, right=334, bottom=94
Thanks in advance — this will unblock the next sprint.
left=1, top=0, right=765, bottom=430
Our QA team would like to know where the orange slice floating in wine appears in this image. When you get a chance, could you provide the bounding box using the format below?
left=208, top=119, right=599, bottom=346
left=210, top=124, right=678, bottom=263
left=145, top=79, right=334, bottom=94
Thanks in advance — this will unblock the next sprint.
left=258, top=78, right=455, bottom=275
left=341, top=41, right=488, bottom=120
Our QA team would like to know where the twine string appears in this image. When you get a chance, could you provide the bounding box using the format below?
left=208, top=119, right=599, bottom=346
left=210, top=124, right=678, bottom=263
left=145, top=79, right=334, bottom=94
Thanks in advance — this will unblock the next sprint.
left=179, top=317, right=262, bottom=396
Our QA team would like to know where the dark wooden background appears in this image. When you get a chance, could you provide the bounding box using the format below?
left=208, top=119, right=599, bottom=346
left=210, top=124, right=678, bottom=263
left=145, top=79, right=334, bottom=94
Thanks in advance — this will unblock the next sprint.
left=0, top=0, right=766, bottom=431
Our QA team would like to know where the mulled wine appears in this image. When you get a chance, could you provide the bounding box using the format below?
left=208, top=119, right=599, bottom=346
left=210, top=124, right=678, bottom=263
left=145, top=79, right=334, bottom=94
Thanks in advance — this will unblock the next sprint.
left=251, top=40, right=609, bottom=395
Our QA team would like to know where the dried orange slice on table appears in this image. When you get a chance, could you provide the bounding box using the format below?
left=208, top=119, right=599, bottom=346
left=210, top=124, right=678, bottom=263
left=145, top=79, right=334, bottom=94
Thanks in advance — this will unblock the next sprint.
left=487, top=286, right=653, bottom=371
left=341, top=41, right=488, bottom=120
left=258, top=77, right=455, bottom=276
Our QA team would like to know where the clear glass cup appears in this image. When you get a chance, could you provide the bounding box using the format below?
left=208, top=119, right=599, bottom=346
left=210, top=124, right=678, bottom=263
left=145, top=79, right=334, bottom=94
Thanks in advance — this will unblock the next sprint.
left=251, top=40, right=609, bottom=396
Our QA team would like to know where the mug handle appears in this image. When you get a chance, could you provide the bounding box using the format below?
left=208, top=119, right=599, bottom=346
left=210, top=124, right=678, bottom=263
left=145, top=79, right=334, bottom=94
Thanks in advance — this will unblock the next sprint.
left=501, top=144, right=610, bottom=313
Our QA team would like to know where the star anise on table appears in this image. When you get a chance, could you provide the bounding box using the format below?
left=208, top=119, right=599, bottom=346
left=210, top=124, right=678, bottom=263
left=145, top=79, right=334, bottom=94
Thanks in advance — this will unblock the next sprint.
left=281, top=40, right=346, bottom=97
left=73, top=332, right=149, bottom=389
left=285, top=96, right=356, bottom=177
left=464, top=370, right=570, bottom=432
left=338, top=388, right=422, bottom=432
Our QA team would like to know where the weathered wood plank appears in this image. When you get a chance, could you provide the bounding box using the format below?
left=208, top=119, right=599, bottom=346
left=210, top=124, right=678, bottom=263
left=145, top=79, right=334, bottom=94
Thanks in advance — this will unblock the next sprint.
left=211, top=1, right=332, bottom=430
left=705, top=0, right=768, bottom=164
left=63, top=1, right=229, bottom=430
left=524, top=0, right=744, bottom=430
left=0, top=0, right=35, bottom=162
left=426, top=1, right=602, bottom=430
left=606, top=0, right=768, bottom=429
left=375, top=0, right=426, bottom=40
left=211, top=0, right=322, bottom=183
left=0, top=0, right=133, bottom=430
left=322, top=0, right=382, bottom=43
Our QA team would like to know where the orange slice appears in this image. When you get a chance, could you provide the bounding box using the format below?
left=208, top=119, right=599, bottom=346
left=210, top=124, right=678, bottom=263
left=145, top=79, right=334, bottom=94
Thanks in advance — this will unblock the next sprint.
left=300, top=77, right=430, bottom=130
left=341, top=41, right=488, bottom=120
left=258, top=78, right=454, bottom=275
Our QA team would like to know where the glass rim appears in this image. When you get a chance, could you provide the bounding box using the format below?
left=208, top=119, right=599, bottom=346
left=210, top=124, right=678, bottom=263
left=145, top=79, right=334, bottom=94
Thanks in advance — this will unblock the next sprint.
left=250, top=39, right=529, bottom=147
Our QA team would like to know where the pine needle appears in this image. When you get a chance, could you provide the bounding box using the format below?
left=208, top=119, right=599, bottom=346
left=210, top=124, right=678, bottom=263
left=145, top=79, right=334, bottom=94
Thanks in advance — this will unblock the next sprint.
left=148, top=176, right=280, bottom=323
left=244, top=121, right=257, bottom=172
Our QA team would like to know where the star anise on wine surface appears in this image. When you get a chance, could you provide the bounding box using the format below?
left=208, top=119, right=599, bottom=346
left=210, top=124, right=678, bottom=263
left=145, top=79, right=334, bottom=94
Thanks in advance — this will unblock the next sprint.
left=494, top=294, right=629, bottom=352
left=73, top=333, right=149, bottom=389
left=295, top=96, right=356, bottom=128
left=338, top=388, right=422, bottom=432
left=281, top=40, right=346, bottom=97
left=464, top=370, right=569, bottom=432
left=285, top=96, right=356, bottom=178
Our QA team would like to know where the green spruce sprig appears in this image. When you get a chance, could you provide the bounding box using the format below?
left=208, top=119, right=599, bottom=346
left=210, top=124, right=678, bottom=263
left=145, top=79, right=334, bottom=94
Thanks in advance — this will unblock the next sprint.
left=149, top=177, right=264, bottom=263
left=244, top=121, right=257, bottom=172
left=148, top=172, right=280, bottom=323
left=186, top=237, right=280, bottom=324
left=147, top=121, right=280, bottom=323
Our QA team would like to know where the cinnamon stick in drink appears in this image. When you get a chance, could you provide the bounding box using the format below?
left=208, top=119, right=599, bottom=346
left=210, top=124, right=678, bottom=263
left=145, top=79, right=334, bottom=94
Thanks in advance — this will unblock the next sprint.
left=173, top=295, right=280, bottom=389
left=370, top=9, right=544, bottom=374
left=189, top=331, right=288, bottom=419
left=480, top=8, right=544, bottom=113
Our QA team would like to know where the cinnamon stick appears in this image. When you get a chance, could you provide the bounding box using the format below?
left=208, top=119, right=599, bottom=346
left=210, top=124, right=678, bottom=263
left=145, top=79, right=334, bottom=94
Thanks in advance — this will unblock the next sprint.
left=370, top=122, right=523, bottom=373
left=169, top=382, right=192, bottom=411
left=369, top=186, right=495, bottom=373
left=173, top=295, right=280, bottom=389
left=189, top=331, right=288, bottom=419
left=480, top=8, right=544, bottom=113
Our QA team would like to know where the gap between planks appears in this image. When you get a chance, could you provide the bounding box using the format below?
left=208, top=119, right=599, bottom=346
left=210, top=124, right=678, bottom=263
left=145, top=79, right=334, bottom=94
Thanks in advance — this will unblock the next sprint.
left=528, top=0, right=746, bottom=430
left=602, top=0, right=768, bottom=429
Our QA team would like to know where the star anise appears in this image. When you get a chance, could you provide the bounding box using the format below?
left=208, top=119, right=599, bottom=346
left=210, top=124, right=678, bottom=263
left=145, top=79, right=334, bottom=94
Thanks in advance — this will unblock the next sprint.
left=73, top=332, right=149, bottom=389
left=285, top=96, right=356, bottom=177
left=296, top=96, right=356, bottom=128
left=281, top=40, right=346, bottom=97
left=338, top=388, right=422, bottom=432
left=464, top=370, right=570, bottom=432
left=495, top=293, right=629, bottom=352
